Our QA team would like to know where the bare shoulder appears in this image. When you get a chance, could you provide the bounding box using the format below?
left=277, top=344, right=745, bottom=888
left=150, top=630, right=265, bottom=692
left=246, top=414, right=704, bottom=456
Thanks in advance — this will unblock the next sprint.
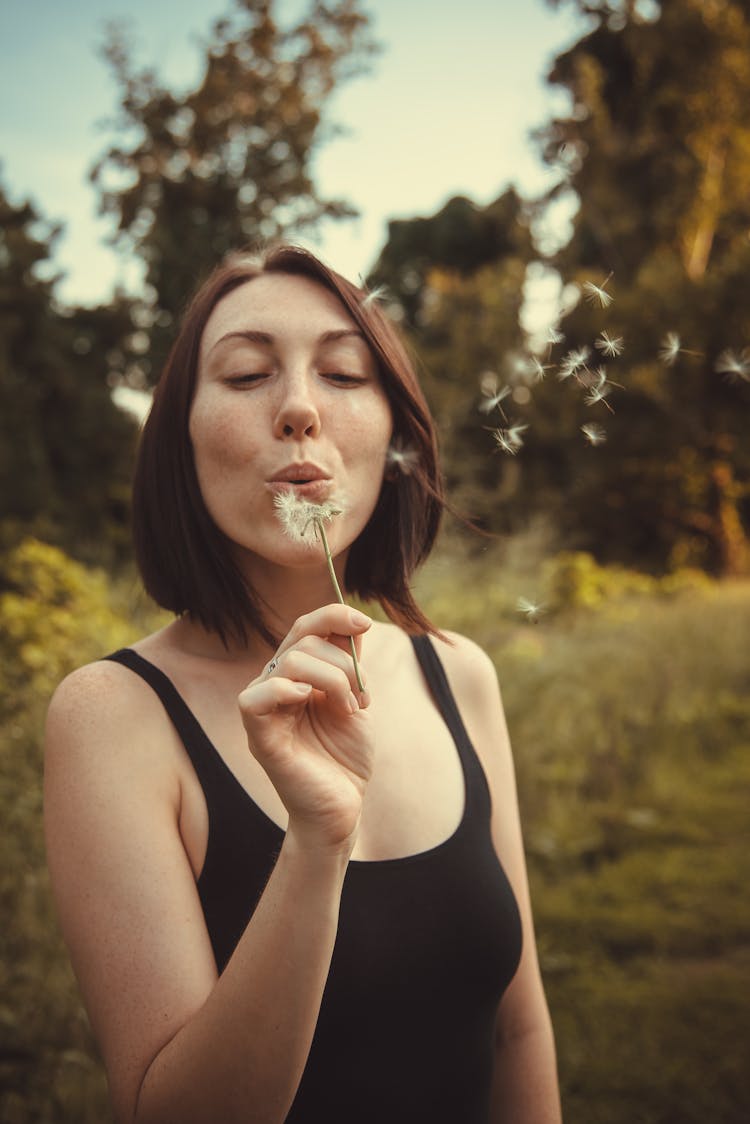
left=48, top=655, right=143, bottom=725
left=430, top=629, right=502, bottom=709
left=45, top=655, right=179, bottom=795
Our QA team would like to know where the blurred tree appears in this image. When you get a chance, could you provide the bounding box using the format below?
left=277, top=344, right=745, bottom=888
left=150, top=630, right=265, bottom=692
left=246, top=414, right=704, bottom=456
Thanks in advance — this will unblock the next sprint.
left=532, top=0, right=750, bottom=573
left=367, top=190, right=536, bottom=528
left=0, top=182, right=138, bottom=568
left=91, top=0, right=377, bottom=382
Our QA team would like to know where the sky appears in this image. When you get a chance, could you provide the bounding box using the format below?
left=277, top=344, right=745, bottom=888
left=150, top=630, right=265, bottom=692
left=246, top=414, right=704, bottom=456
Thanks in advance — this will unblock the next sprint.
left=1, top=0, right=584, bottom=308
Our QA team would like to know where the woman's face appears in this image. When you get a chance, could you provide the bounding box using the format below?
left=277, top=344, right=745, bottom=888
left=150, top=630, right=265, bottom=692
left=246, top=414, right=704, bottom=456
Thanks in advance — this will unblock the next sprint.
left=189, top=272, right=393, bottom=575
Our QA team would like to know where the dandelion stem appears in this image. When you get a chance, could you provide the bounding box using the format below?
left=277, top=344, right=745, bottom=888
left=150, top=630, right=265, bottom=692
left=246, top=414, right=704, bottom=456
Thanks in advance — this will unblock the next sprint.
left=314, top=517, right=366, bottom=693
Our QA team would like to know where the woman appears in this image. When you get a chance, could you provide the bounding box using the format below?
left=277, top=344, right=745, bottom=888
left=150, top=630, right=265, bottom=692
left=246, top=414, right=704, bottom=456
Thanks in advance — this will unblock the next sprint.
left=44, top=246, right=562, bottom=1123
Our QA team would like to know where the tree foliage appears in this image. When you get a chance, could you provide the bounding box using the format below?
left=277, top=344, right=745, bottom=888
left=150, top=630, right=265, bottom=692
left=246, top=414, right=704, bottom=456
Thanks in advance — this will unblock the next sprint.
left=530, top=0, right=750, bottom=573
left=366, top=1, right=750, bottom=572
left=367, top=190, right=536, bottom=527
left=92, top=0, right=377, bottom=381
left=0, top=183, right=138, bottom=566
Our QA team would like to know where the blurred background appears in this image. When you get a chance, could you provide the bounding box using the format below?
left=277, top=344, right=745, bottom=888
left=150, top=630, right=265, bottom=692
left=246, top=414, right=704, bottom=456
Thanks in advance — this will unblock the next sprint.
left=1, top=1, right=749, bottom=1120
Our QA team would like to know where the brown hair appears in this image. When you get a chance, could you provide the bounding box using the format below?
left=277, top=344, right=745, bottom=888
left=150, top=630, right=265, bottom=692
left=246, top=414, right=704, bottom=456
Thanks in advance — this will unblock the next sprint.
left=132, top=244, right=444, bottom=646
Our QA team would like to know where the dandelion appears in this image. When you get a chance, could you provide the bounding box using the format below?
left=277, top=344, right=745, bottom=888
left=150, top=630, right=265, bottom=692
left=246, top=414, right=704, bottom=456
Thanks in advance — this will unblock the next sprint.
left=546, top=326, right=565, bottom=346
left=715, top=348, right=750, bottom=383
left=491, top=423, right=528, bottom=455
left=386, top=438, right=420, bottom=475
left=595, top=330, right=624, bottom=358
left=517, top=596, right=545, bottom=622
left=581, top=422, right=607, bottom=446
left=274, top=493, right=342, bottom=544
left=274, top=492, right=365, bottom=692
left=583, top=273, right=613, bottom=308
left=659, top=332, right=682, bottom=366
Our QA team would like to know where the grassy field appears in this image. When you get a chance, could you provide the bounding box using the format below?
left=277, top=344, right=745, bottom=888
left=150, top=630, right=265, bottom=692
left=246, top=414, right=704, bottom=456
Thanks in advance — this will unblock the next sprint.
left=1, top=537, right=748, bottom=1121
left=417, top=539, right=750, bottom=1123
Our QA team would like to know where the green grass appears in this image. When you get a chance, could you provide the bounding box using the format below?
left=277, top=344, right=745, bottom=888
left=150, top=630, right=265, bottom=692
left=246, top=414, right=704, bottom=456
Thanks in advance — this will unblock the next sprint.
left=416, top=540, right=750, bottom=1123
left=2, top=537, right=749, bottom=1121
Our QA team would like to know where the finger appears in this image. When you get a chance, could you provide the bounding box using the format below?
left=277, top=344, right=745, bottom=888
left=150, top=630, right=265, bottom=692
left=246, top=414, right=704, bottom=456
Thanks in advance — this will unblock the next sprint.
left=282, top=605, right=371, bottom=655
left=239, top=677, right=313, bottom=721
left=293, top=634, right=367, bottom=692
left=275, top=650, right=361, bottom=714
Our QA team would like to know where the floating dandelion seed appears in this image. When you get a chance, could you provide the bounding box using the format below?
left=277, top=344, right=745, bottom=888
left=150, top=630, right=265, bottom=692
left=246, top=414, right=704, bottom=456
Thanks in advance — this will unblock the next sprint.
left=479, top=385, right=512, bottom=415
left=558, top=346, right=591, bottom=380
left=581, top=422, right=607, bottom=446
left=273, top=492, right=364, bottom=692
left=517, top=596, right=545, bottom=621
left=361, top=283, right=389, bottom=308
left=715, top=348, right=750, bottom=383
left=595, top=330, right=624, bottom=358
left=546, top=326, right=565, bottom=346
left=583, top=273, right=614, bottom=308
left=386, top=438, right=420, bottom=475
left=491, top=423, right=528, bottom=455
left=659, top=332, right=682, bottom=366
left=479, top=373, right=512, bottom=416
left=584, top=381, right=614, bottom=410
left=527, top=356, right=552, bottom=383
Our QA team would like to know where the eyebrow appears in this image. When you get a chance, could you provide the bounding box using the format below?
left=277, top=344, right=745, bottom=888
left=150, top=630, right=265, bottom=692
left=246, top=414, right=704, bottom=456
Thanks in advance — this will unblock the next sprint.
left=207, top=328, right=366, bottom=355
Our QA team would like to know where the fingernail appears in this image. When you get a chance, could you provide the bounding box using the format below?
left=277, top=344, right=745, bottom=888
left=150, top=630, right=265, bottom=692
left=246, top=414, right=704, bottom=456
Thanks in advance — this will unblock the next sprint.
left=348, top=691, right=360, bottom=713
left=350, top=610, right=371, bottom=628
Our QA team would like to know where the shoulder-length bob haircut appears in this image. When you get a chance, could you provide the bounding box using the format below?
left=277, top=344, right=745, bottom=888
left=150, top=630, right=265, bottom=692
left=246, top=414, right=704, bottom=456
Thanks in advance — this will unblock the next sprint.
left=132, top=244, right=444, bottom=647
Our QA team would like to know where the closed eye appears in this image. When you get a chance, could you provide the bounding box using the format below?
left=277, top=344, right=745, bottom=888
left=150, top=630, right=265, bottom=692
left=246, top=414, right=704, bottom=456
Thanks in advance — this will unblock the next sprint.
left=322, top=372, right=367, bottom=385
left=225, top=373, right=272, bottom=386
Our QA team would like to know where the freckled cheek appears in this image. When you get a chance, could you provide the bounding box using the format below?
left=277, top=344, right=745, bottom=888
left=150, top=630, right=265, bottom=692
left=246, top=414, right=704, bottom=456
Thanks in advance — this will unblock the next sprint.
left=338, top=396, right=392, bottom=467
left=189, top=400, right=259, bottom=472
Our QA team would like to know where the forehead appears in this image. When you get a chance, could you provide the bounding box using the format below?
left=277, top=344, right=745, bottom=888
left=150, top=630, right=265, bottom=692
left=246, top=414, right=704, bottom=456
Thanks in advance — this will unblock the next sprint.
left=201, top=272, right=361, bottom=358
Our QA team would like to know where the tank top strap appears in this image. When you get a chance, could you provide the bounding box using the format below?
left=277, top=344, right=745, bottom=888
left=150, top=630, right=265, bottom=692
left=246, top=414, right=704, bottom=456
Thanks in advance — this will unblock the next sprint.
left=104, top=648, right=229, bottom=798
left=409, top=634, right=492, bottom=817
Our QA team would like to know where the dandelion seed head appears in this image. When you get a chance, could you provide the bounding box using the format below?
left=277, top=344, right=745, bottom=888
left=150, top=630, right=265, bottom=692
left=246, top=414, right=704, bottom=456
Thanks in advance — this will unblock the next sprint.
left=274, top=492, right=343, bottom=544
left=581, top=422, right=606, bottom=446
left=595, top=330, right=624, bottom=357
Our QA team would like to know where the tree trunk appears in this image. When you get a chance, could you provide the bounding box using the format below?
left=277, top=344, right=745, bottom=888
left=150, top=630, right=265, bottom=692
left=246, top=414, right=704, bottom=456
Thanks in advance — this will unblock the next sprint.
left=708, top=454, right=749, bottom=576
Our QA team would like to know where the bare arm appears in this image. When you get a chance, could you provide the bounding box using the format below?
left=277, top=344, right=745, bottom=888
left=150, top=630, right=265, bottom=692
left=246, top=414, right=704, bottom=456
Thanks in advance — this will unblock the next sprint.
left=436, top=634, right=563, bottom=1124
left=44, top=605, right=372, bottom=1124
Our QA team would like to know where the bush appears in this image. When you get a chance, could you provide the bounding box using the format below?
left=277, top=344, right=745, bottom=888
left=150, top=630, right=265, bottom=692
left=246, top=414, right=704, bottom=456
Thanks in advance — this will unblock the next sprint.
left=0, top=540, right=161, bottom=1124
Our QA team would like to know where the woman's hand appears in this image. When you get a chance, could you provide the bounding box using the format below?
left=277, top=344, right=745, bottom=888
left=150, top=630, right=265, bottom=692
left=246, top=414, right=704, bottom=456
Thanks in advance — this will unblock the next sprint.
left=238, top=605, right=373, bottom=854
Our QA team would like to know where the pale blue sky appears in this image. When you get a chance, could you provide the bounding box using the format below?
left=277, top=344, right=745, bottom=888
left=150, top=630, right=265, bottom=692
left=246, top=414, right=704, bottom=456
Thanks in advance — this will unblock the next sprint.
left=1, top=0, right=583, bottom=305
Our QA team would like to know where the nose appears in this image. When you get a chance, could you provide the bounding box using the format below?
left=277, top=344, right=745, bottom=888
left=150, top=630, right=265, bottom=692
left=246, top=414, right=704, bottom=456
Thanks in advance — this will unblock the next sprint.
left=272, top=372, right=321, bottom=440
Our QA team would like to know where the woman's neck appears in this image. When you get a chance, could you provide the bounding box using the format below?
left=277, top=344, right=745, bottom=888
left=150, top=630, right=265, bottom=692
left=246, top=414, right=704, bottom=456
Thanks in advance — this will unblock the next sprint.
left=166, top=553, right=351, bottom=665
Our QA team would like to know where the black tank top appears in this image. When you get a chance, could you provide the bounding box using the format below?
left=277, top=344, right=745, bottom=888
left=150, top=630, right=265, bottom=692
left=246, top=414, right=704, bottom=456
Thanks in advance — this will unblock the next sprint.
left=106, top=635, right=522, bottom=1123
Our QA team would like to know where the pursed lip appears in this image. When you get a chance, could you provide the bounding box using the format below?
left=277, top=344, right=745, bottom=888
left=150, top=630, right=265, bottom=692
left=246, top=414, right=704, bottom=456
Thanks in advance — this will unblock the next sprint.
left=267, top=462, right=331, bottom=484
